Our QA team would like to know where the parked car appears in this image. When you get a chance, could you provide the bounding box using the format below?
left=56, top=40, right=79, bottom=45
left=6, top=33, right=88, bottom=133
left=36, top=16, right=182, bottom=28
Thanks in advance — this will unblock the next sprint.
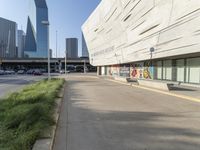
left=60, top=70, right=70, bottom=74
left=26, top=69, right=35, bottom=75
left=0, top=70, right=5, bottom=75
left=67, top=65, right=75, bottom=72
left=75, top=65, right=84, bottom=72
left=40, top=69, right=46, bottom=73
left=5, top=70, right=15, bottom=75
left=33, top=69, right=42, bottom=76
left=17, top=70, right=25, bottom=74
left=75, top=65, right=88, bottom=72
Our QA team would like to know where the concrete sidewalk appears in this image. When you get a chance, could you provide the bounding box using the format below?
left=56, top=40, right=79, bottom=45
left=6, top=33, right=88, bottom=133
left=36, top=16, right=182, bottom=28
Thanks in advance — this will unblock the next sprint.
left=53, top=74, right=200, bottom=150
left=170, top=85, right=200, bottom=99
left=100, top=75, right=200, bottom=102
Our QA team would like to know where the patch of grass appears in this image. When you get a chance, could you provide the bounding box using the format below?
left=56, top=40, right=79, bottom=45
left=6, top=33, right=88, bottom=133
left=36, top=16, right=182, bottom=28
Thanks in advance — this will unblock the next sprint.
left=0, top=78, right=65, bottom=150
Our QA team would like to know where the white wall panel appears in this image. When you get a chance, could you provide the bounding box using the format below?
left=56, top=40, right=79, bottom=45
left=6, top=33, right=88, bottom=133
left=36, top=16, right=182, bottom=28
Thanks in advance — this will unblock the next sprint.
left=82, top=0, right=200, bottom=66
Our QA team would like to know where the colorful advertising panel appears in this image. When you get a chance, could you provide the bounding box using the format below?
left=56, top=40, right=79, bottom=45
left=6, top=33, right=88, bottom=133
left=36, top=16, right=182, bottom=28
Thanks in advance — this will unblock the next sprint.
left=130, top=63, right=144, bottom=79
left=143, top=62, right=154, bottom=79
left=130, top=62, right=154, bottom=79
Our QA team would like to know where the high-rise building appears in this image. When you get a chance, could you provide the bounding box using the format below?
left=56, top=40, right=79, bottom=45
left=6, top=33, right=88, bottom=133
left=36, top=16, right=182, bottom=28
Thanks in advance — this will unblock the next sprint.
left=17, top=30, right=26, bottom=58
left=24, top=0, right=49, bottom=58
left=49, top=49, right=53, bottom=58
left=0, top=17, right=17, bottom=58
left=82, top=32, right=89, bottom=57
left=66, top=38, right=78, bottom=59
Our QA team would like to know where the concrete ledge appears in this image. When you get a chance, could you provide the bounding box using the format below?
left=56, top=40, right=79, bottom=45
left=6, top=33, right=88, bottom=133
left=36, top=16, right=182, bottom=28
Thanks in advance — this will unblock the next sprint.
left=114, top=77, right=128, bottom=83
left=180, top=83, right=200, bottom=88
left=138, top=79, right=174, bottom=91
left=32, top=139, right=51, bottom=150
left=32, top=82, right=66, bottom=150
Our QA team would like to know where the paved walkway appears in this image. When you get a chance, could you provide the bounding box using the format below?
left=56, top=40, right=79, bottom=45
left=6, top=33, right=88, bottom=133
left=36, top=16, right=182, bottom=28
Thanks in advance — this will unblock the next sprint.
left=53, top=74, right=200, bottom=150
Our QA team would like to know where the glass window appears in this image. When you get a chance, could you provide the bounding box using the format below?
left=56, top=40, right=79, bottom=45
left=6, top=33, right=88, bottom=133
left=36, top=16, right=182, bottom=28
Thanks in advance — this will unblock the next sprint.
left=186, top=58, right=200, bottom=84
left=157, top=61, right=162, bottom=80
left=176, top=59, right=185, bottom=82
left=163, top=60, right=172, bottom=80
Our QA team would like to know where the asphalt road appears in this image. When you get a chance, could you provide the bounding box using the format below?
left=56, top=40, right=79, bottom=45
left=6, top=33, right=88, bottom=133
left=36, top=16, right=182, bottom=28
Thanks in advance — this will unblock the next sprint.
left=53, top=75, right=200, bottom=150
left=0, top=75, right=46, bottom=98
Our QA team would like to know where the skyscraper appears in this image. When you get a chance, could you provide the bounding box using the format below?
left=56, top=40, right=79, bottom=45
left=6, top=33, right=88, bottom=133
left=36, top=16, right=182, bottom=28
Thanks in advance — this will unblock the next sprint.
left=17, top=30, right=26, bottom=58
left=24, top=0, right=49, bottom=58
left=66, top=38, right=78, bottom=59
left=0, top=17, right=17, bottom=58
left=82, top=32, right=89, bottom=57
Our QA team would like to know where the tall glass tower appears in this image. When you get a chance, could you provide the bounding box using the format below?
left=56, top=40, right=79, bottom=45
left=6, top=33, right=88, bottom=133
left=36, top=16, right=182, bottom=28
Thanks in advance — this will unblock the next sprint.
left=24, top=0, right=49, bottom=58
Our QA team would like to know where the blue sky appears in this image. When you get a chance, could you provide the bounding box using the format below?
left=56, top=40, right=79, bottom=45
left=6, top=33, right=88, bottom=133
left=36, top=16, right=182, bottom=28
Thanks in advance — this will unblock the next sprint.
left=0, top=0, right=100, bottom=57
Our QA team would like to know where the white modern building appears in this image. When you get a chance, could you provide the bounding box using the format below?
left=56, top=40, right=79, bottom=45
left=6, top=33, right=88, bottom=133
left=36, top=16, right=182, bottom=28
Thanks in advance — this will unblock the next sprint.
left=82, top=0, right=200, bottom=84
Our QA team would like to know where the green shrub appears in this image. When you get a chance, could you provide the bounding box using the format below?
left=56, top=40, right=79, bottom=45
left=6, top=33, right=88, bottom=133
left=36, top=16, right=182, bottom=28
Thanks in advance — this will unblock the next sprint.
left=0, top=78, right=65, bottom=150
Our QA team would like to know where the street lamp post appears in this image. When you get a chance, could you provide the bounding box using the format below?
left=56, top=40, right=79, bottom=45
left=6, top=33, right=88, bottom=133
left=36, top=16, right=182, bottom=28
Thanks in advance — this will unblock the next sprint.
left=150, top=47, right=155, bottom=66
left=65, top=50, right=67, bottom=75
left=41, top=20, right=50, bottom=80
left=55, top=31, right=58, bottom=72
left=56, top=31, right=58, bottom=59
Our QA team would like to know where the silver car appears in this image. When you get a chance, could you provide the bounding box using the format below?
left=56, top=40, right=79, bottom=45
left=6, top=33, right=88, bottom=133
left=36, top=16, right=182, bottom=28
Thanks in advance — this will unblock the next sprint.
left=0, top=70, right=5, bottom=75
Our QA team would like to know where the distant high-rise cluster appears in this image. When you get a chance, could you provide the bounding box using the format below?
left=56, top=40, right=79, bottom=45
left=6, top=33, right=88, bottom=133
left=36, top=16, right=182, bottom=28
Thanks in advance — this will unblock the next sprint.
left=0, top=0, right=49, bottom=59
left=0, top=17, right=17, bottom=58
left=24, top=0, right=49, bottom=58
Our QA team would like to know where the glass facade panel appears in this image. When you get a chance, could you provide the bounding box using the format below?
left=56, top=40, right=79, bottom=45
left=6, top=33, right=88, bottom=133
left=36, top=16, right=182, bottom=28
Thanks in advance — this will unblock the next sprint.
left=163, top=60, right=172, bottom=80
left=24, top=0, right=48, bottom=58
left=157, top=61, right=162, bottom=80
left=176, top=59, right=185, bottom=82
left=186, top=58, right=200, bottom=84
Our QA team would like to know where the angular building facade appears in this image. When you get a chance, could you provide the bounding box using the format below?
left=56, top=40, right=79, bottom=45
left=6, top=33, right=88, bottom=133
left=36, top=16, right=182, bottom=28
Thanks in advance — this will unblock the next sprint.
left=0, top=17, right=17, bottom=58
left=24, top=0, right=49, bottom=58
left=66, top=38, right=78, bottom=59
left=82, top=0, right=200, bottom=85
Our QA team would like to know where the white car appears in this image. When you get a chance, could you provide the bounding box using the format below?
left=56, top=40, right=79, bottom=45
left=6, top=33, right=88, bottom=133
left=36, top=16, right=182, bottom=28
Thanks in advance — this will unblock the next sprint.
left=17, top=70, right=25, bottom=74
left=5, top=70, right=15, bottom=75
left=60, top=70, right=70, bottom=74
left=0, top=70, right=5, bottom=75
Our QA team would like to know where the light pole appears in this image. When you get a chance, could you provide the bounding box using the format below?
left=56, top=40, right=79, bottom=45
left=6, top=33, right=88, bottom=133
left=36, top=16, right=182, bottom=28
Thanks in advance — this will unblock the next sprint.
left=55, top=31, right=58, bottom=72
left=41, top=20, right=50, bottom=80
left=65, top=50, right=67, bottom=75
left=56, top=30, right=58, bottom=59
left=150, top=47, right=155, bottom=66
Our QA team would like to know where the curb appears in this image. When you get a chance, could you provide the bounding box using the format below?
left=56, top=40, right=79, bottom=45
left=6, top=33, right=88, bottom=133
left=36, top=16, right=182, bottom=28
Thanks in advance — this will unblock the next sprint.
left=32, top=82, right=66, bottom=150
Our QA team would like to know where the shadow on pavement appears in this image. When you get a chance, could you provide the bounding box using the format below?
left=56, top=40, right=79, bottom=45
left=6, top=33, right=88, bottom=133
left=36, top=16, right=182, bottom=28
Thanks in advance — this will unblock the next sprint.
left=54, top=77, right=200, bottom=150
